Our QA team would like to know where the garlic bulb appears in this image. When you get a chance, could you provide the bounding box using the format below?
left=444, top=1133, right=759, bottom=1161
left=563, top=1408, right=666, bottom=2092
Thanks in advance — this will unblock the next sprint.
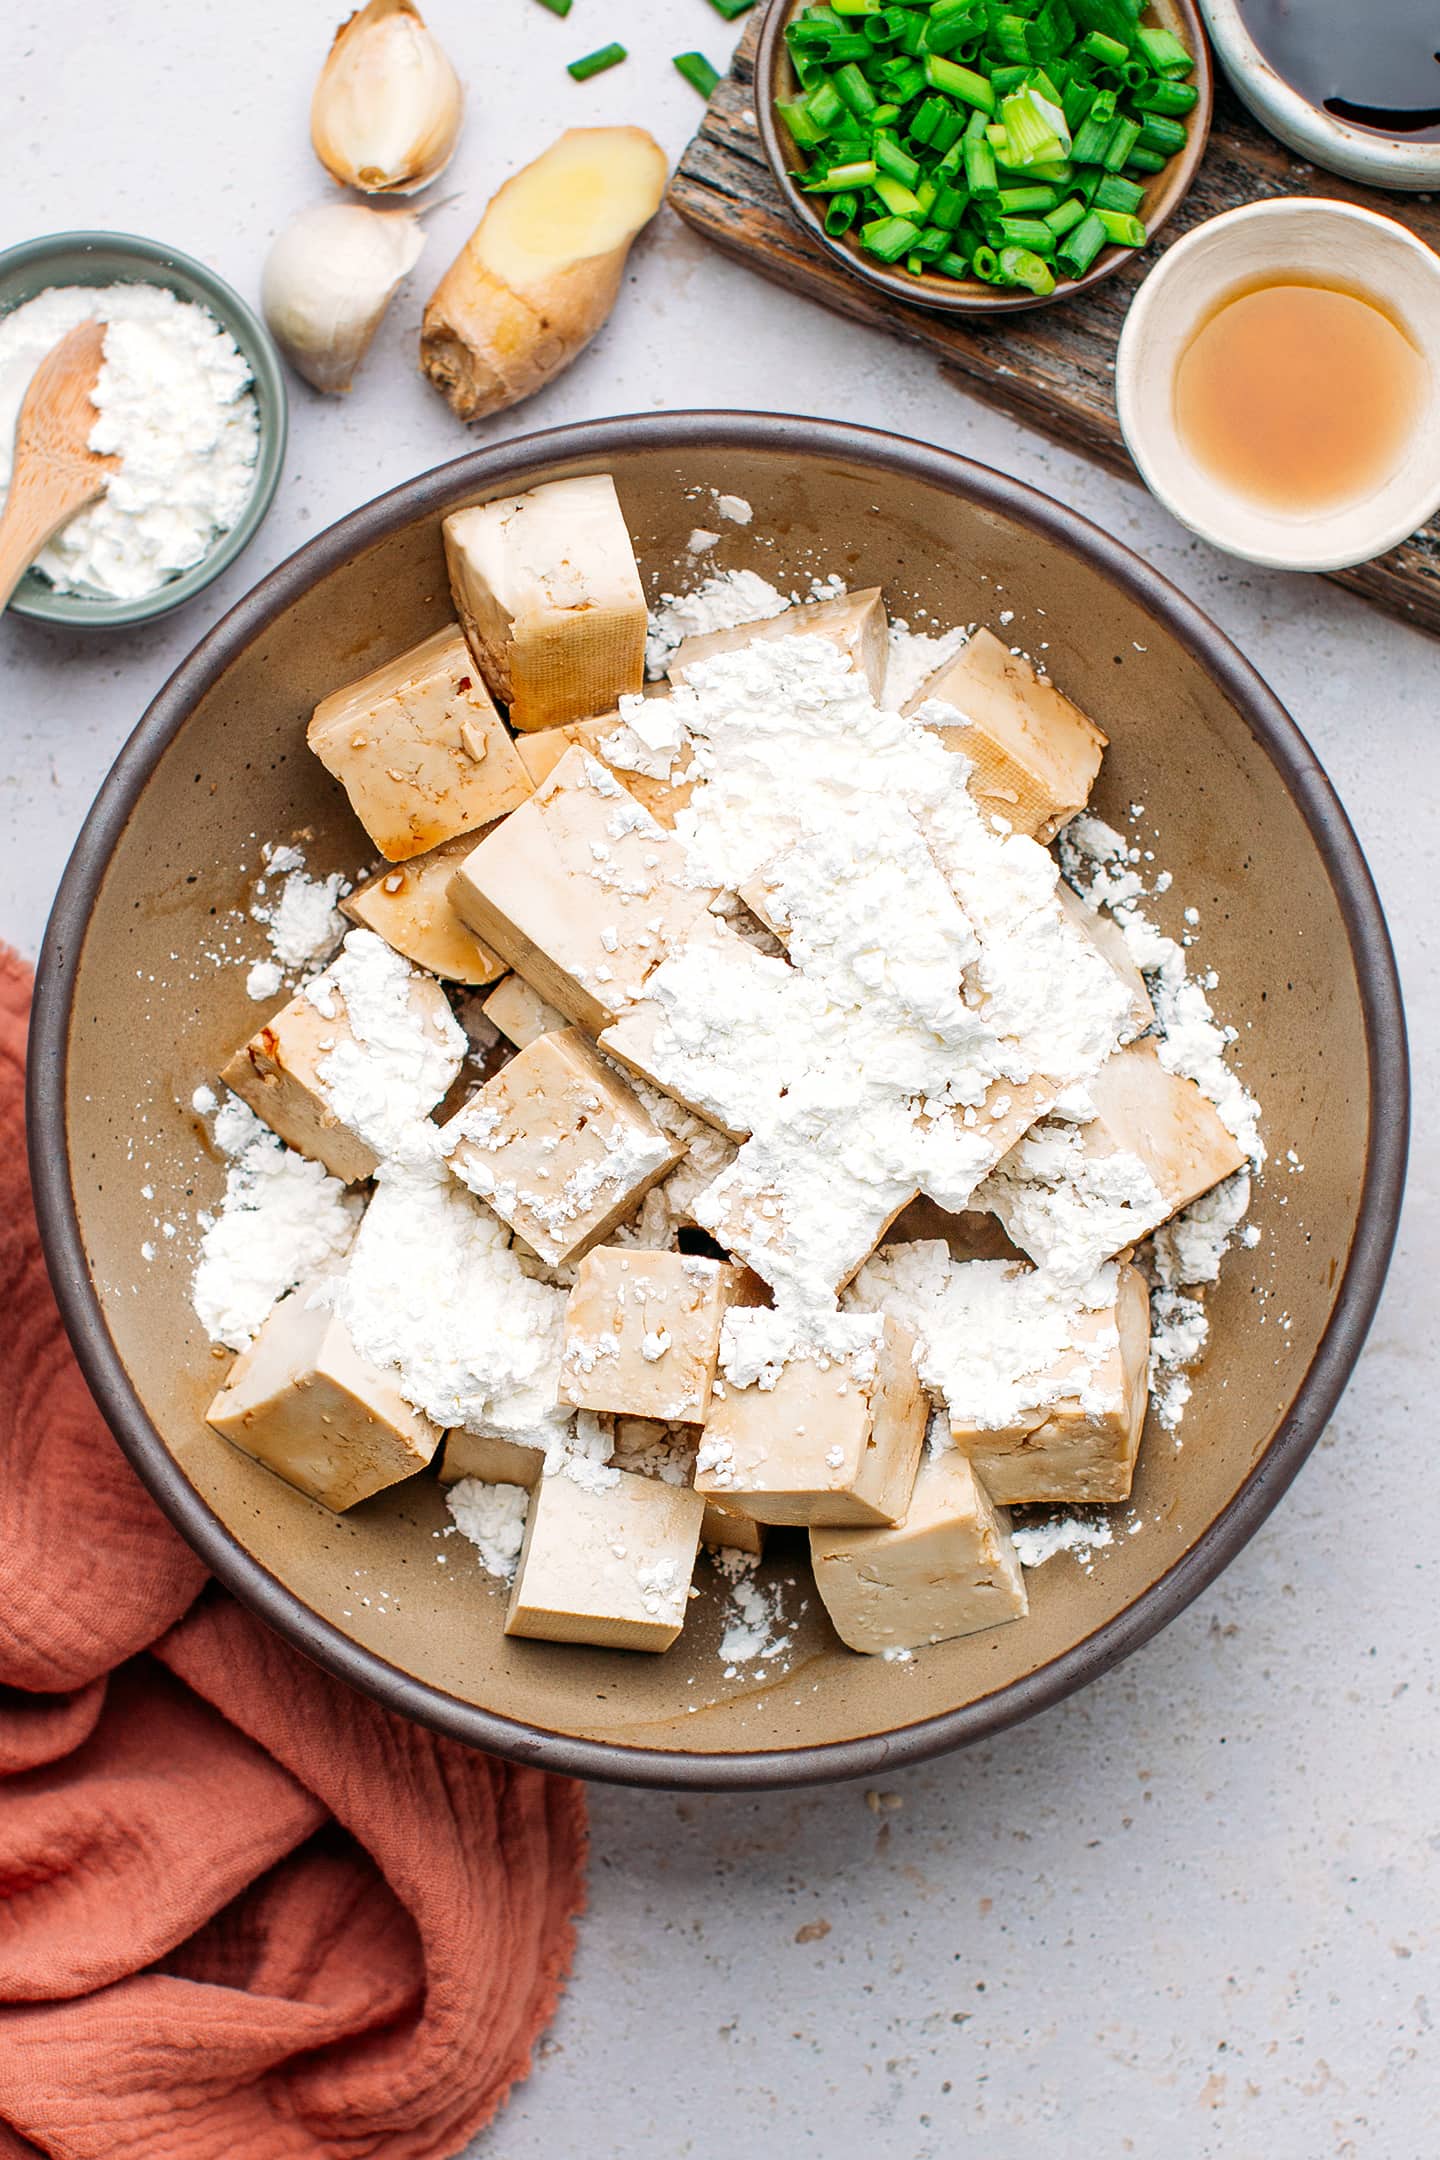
left=262, top=203, right=425, bottom=394
left=311, top=0, right=463, bottom=196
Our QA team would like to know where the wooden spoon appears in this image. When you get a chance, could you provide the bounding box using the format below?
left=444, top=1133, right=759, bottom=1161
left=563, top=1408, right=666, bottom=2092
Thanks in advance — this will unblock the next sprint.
left=0, top=321, right=118, bottom=612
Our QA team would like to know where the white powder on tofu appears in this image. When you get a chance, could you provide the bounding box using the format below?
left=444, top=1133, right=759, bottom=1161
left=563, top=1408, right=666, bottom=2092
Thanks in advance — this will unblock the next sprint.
left=446, top=1476, right=529, bottom=1581
left=192, top=1095, right=361, bottom=1350
left=331, top=1153, right=573, bottom=1454
left=975, top=1110, right=1166, bottom=1289
left=883, top=618, right=969, bottom=711
left=644, top=568, right=790, bottom=676
left=305, top=929, right=466, bottom=1162
left=1149, top=1285, right=1210, bottom=1430
left=847, top=1239, right=1122, bottom=1432
left=719, top=1304, right=882, bottom=1391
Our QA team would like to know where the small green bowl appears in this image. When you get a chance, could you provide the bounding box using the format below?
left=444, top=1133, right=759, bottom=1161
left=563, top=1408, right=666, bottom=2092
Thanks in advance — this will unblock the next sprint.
left=0, top=230, right=287, bottom=628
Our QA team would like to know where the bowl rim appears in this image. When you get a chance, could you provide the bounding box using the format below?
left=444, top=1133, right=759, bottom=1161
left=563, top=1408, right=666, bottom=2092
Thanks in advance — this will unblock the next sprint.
left=0, top=228, right=288, bottom=627
left=754, top=0, right=1213, bottom=316
left=1115, top=197, right=1440, bottom=572
left=28, top=409, right=1408, bottom=1791
left=1198, top=0, right=1440, bottom=192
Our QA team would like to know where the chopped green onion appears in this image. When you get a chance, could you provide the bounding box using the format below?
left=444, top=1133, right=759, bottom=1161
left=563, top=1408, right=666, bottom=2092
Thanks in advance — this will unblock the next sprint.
left=1134, top=24, right=1194, bottom=75
left=1123, top=147, right=1167, bottom=174
left=936, top=249, right=973, bottom=279
left=998, top=182, right=1060, bottom=213
left=1102, top=115, right=1142, bottom=170
left=1070, top=111, right=1113, bottom=162
left=1000, top=86, right=1068, bottom=164
left=924, top=54, right=996, bottom=110
left=1079, top=29, right=1128, bottom=67
left=1043, top=194, right=1087, bottom=237
left=1094, top=206, right=1147, bottom=247
left=674, top=51, right=721, bottom=99
left=778, top=98, right=827, bottom=149
left=1091, top=171, right=1145, bottom=214
left=998, top=244, right=1056, bottom=294
left=873, top=169, right=924, bottom=214
left=860, top=213, right=923, bottom=261
left=706, top=0, right=757, bottom=16
left=1070, top=0, right=1138, bottom=49
left=831, top=0, right=882, bottom=13
left=963, top=131, right=998, bottom=194
left=874, top=132, right=922, bottom=186
left=997, top=215, right=1056, bottom=253
left=971, top=242, right=1000, bottom=279
left=1137, top=113, right=1188, bottom=157
left=1132, top=78, right=1199, bottom=116
left=1056, top=207, right=1108, bottom=276
left=834, top=60, right=880, bottom=114
left=806, top=158, right=880, bottom=187
left=567, top=42, right=626, bottom=80
left=533, top=0, right=572, bottom=16
left=824, top=191, right=861, bottom=234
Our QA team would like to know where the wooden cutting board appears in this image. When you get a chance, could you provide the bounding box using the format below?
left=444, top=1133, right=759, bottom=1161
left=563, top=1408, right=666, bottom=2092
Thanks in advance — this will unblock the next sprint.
left=669, top=14, right=1440, bottom=641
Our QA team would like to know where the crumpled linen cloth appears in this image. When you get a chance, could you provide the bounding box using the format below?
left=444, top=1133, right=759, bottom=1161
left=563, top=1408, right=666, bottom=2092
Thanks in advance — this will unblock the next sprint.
left=0, top=946, right=587, bottom=2160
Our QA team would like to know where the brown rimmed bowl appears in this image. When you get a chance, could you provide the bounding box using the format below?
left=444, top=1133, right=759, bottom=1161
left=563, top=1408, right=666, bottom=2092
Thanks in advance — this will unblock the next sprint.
left=755, top=0, right=1213, bottom=314
left=30, top=412, right=1405, bottom=1789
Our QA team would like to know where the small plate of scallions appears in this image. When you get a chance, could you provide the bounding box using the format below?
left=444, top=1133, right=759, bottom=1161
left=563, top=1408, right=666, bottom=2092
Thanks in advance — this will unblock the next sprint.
left=756, top=0, right=1212, bottom=312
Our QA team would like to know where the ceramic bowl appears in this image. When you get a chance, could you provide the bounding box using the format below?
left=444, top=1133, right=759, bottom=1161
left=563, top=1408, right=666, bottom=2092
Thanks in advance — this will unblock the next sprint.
left=0, top=230, right=287, bottom=627
left=1199, top=0, right=1440, bottom=192
left=30, top=413, right=1406, bottom=1789
left=1116, top=198, right=1440, bottom=573
left=755, top=0, right=1212, bottom=314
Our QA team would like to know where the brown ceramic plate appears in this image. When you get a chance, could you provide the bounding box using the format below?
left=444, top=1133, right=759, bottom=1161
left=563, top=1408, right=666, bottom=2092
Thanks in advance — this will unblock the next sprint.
left=756, top=0, right=1213, bottom=314
left=30, top=414, right=1404, bottom=1789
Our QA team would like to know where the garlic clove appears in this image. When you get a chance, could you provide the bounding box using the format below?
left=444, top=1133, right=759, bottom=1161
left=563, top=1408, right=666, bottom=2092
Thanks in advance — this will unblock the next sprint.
left=261, top=203, right=426, bottom=395
left=311, top=0, right=463, bottom=196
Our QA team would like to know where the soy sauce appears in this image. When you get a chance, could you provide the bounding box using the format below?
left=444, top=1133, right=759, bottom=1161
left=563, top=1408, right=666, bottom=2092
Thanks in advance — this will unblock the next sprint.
left=1236, top=0, right=1440, bottom=141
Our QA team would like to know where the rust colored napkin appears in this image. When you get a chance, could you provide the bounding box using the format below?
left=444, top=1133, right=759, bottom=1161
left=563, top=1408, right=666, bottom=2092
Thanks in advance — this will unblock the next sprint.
left=0, top=946, right=587, bottom=2160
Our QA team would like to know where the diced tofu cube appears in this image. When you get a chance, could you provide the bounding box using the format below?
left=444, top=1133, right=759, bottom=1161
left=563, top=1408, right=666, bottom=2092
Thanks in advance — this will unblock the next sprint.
left=447, top=748, right=719, bottom=1033
left=696, top=1311, right=927, bottom=1528
left=512, top=701, right=693, bottom=828
left=695, top=1143, right=918, bottom=1304
left=810, top=1448, right=1028, bottom=1655
left=437, top=1428, right=544, bottom=1488
left=980, top=1040, right=1248, bottom=1282
left=559, top=1247, right=749, bottom=1424
left=609, top=1416, right=699, bottom=1485
left=481, top=973, right=566, bottom=1049
left=957, top=1261, right=1151, bottom=1504
left=1056, top=884, right=1153, bottom=1034
left=444, top=1027, right=682, bottom=1266
left=667, top=587, right=889, bottom=700
left=906, top=628, right=1106, bottom=844
left=342, top=832, right=506, bottom=985
left=207, top=1288, right=439, bottom=1510
left=505, top=1467, right=705, bottom=1652
left=443, top=474, right=648, bottom=732
left=307, top=624, right=533, bottom=862
left=220, top=952, right=462, bottom=1184
left=701, top=1497, right=766, bottom=1556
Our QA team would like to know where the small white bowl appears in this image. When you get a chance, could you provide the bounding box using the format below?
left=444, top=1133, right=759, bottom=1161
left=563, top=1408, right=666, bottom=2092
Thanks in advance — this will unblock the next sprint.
left=1116, top=198, right=1440, bottom=573
left=1200, top=0, right=1440, bottom=193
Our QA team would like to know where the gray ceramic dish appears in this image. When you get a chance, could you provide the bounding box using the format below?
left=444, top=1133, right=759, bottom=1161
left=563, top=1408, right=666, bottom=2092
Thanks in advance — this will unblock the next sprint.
left=0, top=231, right=287, bottom=627
left=1199, top=0, right=1440, bottom=190
left=29, top=412, right=1407, bottom=1789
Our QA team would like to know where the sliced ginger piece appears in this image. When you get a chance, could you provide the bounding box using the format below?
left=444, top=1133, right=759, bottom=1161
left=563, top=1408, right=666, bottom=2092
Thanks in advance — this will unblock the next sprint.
left=421, top=126, right=668, bottom=421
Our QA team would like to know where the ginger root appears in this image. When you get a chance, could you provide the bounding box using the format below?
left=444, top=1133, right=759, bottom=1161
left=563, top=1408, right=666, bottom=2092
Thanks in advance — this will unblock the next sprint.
left=420, top=126, right=668, bottom=422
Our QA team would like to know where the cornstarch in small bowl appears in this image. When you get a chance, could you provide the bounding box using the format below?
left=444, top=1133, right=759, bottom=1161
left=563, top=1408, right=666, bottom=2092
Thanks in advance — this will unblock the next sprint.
left=0, top=282, right=259, bottom=602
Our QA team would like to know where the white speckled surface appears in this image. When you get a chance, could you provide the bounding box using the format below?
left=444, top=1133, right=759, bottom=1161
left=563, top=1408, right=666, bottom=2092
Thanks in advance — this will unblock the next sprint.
left=3, top=6, right=1432, bottom=2152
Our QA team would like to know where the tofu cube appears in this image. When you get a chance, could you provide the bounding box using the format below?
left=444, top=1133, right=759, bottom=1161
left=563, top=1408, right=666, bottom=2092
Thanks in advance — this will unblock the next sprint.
left=810, top=1448, right=1028, bottom=1655
left=307, top=624, right=533, bottom=862
left=559, top=1248, right=748, bottom=1424
left=505, top=1467, right=705, bottom=1652
left=342, top=832, right=506, bottom=985
left=906, top=628, right=1106, bottom=843
left=481, top=973, right=567, bottom=1049
left=701, top=1497, right=766, bottom=1557
left=696, top=1311, right=927, bottom=1528
left=667, top=587, right=889, bottom=701
left=1056, top=884, right=1153, bottom=1035
left=444, top=1027, right=682, bottom=1266
left=512, top=701, right=693, bottom=828
left=443, top=474, right=648, bottom=732
left=438, top=1428, right=544, bottom=1488
left=447, top=748, right=719, bottom=1033
left=221, top=958, right=461, bottom=1184
left=981, top=1040, right=1248, bottom=1281
left=958, top=1262, right=1151, bottom=1505
left=207, top=1289, right=440, bottom=1511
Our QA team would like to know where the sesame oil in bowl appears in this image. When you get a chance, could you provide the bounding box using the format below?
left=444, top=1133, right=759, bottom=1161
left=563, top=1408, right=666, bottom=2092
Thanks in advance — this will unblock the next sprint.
left=1173, top=276, right=1428, bottom=515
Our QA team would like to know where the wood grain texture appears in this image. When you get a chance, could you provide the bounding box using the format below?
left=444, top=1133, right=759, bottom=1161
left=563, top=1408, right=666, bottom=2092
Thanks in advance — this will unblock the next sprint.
left=670, top=16, right=1440, bottom=639
left=0, top=320, right=114, bottom=611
